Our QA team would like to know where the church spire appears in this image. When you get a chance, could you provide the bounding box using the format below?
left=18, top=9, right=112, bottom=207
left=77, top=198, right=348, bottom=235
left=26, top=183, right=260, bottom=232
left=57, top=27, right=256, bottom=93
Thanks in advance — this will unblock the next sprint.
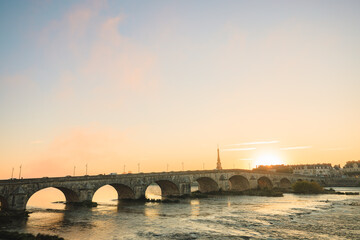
left=216, top=145, right=222, bottom=170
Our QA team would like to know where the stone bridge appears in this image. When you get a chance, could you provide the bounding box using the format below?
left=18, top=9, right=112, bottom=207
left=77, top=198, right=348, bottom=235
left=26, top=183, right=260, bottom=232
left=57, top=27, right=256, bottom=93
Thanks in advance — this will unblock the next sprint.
left=0, top=169, right=318, bottom=211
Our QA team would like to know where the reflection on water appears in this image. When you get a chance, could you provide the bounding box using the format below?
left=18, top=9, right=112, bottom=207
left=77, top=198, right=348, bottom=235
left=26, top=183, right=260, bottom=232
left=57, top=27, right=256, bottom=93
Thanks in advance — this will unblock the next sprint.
left=143, top=203, right=160, bottom=218
left=190, top=199, right=200, bottom=216
left=2, top=187, right=360, bottom=239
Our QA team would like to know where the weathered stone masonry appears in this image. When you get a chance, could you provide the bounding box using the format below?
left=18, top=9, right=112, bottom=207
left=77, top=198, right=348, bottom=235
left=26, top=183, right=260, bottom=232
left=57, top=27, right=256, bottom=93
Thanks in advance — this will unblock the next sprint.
left=0, top=169, right=318, bottom=211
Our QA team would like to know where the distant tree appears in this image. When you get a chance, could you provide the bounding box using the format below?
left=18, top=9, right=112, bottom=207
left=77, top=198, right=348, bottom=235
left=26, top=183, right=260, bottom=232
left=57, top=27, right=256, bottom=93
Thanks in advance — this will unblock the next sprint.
left=256, top=165, right=270, bottom=171
left=292, top=180, right=323, bottom=194
left=276, top=167, right=293, bottom=174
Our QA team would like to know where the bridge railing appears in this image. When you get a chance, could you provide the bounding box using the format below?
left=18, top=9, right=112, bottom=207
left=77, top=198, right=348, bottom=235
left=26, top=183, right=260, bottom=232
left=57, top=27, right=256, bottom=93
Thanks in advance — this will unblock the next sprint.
left=0, top=168, right=307, bottom=185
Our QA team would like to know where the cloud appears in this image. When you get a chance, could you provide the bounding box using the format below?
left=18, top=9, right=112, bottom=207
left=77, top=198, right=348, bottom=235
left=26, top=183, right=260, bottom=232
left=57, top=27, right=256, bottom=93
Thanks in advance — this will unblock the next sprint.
left=0, top=74, right=37, bottom=96
left=37, top=1, right=160, bottom=110
left=222, top=147, right=256, bottom=151
left=226, top=140, right=279, bottom=146
left=39, top=0, right=107, bottom=52
left=280, top=146, right=312, bottom=150
left=80, top=15, right=158, bottom=92
left=321, top=147, right=349, bottom=151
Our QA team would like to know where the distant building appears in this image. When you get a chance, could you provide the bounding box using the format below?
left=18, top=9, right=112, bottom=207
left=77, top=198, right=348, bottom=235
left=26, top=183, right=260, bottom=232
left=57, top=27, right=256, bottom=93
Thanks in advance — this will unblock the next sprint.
left=291, top=163, right=335, bottom=177
left=343, top=160, right=360, bottom=176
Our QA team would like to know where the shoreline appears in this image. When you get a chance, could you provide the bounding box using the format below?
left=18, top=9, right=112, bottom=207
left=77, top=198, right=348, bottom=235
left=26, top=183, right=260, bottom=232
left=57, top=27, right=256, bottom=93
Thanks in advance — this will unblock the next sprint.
left=0, top=230, right=64, bottom=240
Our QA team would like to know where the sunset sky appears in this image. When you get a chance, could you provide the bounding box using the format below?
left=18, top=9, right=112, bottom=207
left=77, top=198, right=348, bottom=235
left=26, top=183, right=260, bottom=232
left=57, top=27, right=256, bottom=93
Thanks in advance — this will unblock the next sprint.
left=1, top=0, right=359, bottom=179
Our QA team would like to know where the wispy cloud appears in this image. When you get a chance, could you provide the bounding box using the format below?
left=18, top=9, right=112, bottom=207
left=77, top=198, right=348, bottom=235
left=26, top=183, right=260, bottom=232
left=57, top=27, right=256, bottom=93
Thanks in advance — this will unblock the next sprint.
left=37, top=1, right=160, bottom=110
left=226, top=140, right=279, bottom=146
left=222, top=147, right=256, bottom=151
left=322, top=147, right=349, bottom=151
left=280, top=146, right=312, bottom=150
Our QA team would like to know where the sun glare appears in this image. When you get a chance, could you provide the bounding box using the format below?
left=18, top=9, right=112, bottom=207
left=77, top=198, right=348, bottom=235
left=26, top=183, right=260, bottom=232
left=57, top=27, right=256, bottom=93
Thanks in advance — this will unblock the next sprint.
left=254, top=154, right=284, bottom=167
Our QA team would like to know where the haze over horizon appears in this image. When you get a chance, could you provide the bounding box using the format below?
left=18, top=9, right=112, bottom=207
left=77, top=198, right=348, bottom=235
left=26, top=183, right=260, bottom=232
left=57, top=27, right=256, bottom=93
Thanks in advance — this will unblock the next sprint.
left=1, top=0, right=360, bottom=179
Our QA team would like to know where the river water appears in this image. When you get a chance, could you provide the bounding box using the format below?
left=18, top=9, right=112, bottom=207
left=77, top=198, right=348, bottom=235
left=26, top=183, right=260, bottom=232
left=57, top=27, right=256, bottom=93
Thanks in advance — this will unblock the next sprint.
left=1, top=186, right=360, bottom=239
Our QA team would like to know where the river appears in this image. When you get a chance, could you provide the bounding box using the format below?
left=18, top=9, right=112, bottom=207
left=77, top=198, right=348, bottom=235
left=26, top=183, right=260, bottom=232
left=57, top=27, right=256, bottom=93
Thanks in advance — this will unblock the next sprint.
left=1, top=186, right=360, bottom=239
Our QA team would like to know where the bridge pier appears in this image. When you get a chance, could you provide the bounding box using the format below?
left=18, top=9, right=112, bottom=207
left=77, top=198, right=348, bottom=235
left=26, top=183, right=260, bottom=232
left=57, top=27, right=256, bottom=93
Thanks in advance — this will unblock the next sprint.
left=7, top=187, right=27, bottom=212
left=217, top=177, right=230, bottom=191
left=134, top=185, right=146, bottom=199
left=179, top=183, right=191, bottom=195
left=78, top=189, right=96, bottom=202
left=249, top=178, right=258, bottom=189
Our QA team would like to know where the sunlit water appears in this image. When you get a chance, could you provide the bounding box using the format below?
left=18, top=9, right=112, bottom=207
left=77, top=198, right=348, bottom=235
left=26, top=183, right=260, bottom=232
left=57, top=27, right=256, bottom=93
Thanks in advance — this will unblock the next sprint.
left=1, top=186, right=360, bottom=239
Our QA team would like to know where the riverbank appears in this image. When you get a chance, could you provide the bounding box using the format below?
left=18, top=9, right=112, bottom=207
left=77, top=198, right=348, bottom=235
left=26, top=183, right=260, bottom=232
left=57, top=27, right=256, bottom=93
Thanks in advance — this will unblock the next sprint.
left=323, top=188, right=359, bottom=195
left=0, top=210, right=29, bottom=224
left=0, top=231, right=63, bottom=240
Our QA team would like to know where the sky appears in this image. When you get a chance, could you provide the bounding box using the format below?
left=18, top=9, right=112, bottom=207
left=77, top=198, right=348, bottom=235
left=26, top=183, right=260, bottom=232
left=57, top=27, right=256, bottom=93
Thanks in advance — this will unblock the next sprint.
left=0, top=0, right=360, bottom=179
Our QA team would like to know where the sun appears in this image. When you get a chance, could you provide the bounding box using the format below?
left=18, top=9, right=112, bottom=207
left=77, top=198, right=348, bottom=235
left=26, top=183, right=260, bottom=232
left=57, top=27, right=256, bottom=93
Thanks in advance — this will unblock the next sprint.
left=253, top=153, right=284, bottom=167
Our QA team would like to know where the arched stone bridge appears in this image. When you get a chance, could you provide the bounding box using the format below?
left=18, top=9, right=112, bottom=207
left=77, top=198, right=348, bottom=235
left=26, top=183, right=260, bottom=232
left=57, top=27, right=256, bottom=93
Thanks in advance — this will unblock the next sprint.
left=0, top=169, right=318, bottom=211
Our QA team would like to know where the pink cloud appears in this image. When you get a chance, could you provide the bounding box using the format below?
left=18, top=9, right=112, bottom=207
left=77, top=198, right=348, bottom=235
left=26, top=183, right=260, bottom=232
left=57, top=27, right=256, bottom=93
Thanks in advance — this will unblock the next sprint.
left=0, top=74, right=38, bottom=101
left=81, top=15, right=158, bottom=91
left=39, top=3, right=160, bottom=110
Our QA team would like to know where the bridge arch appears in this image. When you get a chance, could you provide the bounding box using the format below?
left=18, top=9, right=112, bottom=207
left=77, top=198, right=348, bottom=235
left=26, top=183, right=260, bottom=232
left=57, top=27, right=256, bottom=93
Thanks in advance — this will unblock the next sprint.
left=196, top=177, right=219, bottom=193
left=155, top=180, right=180, bottom=197
left=229, top=175, right=250, bottom=191
left=257, top=176, right=273, bottom=189
left=279, top=178, right=292, bottom=189
left=93, top=184, right=135, bottom=201
left=145, top=180, right=180, bottom=199
left=27, top=186, right=79, bottom=208
left=110, top=183, right=135, bottom=199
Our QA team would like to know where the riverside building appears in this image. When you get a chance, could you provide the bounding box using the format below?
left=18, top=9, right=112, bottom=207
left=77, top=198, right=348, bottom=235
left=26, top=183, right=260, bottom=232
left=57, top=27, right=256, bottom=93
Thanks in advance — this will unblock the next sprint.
left=342, top=160, right=360, bottom=176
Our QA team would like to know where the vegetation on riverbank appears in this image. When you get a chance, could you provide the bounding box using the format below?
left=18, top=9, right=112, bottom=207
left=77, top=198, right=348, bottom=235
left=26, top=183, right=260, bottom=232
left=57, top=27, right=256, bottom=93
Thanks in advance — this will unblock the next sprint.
left=66, top=200, right=97, bottom=207
left=323, top=188, right=359, bottom=195
left=292, top=181, right=359, bottom=195
left=0, top=210, right=29, bottom=218
left=0, top=210, right=29, bottom=223
left=123, top=188, right=285, bottom=203
left=146, top=198, right=180, bottom=203
left=0, top=231, right=63, bottom=240
left=292, top=181, right=323, bottom=194
left=189, top=188, right=284, bottom=198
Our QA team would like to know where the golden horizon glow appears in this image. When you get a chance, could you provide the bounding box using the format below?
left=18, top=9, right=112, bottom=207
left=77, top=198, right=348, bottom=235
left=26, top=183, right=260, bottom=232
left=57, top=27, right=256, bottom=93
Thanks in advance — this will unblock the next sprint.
left=253, top=153, right=284, bottom=168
